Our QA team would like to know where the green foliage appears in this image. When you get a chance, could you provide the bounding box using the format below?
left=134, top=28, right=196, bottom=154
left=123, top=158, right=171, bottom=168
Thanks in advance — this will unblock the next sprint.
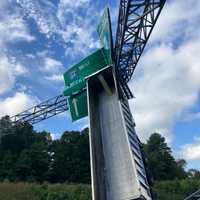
left=47, top=192, right=69, bottom=200
left=48, top=130, right=90, bottom=183
left=0, top=116, right=90, bottom=183
left=143, top=133, right=187, bottom=181
left=0, top=182, right=39, bottom=200
left=153, top=179, right=200, bottom=200
left=0, top=182, right=91, bottom=200
left=0, top=116, right=199, bottom=200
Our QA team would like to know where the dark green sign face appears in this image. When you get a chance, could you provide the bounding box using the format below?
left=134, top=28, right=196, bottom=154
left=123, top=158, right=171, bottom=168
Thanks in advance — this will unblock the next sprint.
left=97, top=7, right=113, bottom=65
left=68, top=91, right=88, bottom=121
left=63, top=48, right=108, bottom=97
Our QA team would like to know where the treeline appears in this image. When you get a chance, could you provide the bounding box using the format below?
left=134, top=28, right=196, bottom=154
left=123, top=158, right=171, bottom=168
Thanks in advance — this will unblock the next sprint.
left=0, top=116, right=200, bottom=199
left=0, top=116, right=90, bottom=183
left=143, top=133, right=200, bottom=199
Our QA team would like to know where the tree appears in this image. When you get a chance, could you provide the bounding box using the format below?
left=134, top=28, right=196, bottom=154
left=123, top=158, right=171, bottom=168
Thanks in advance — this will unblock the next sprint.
left=0, top=150, right=16, bottom=181
left=15, top=150, right=32, bottom=181
left=143, top=133, right=186, bottom=181
left=0, top=116, right=52, bottom=182
left=188, top=169, right=200, bottom=179
left=28, top=142, right=50, bottom=182
left=1, top=122, right=37, bottom=155
left=49, top=129, right=90, bottom=183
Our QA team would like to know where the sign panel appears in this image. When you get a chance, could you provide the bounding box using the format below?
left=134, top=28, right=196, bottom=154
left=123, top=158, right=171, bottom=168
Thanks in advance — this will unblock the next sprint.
left=97, top=7, right=113, bottom=65
left=68, top=91, right=88, bottom=121
left=63, top=48, right=108, bottom=97
left=63, top=7, right=114, bottom=122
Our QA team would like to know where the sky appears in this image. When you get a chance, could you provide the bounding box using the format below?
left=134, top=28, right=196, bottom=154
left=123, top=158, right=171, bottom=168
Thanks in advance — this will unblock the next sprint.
left=0, top=0, right=200, bottom=170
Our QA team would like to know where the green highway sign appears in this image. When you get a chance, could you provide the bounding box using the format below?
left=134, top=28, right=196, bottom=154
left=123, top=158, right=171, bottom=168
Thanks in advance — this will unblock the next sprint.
left=63, top=7, right=114, bottom=122
left=63, top=48, right=108, bottom=97
left=97, top=7, right=113, bottom=65
left=68, top=91, right=88, bottom=121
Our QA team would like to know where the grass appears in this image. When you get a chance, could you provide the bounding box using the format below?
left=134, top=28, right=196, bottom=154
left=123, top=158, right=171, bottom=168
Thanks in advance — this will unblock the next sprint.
left=0, top=182, right=91, bottom=200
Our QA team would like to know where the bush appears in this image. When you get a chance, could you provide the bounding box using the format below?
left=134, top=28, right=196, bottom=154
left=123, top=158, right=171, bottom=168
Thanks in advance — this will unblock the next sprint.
left=153, top=179, right=200, bottom=200
left=47, top=191, right=69, bottom=200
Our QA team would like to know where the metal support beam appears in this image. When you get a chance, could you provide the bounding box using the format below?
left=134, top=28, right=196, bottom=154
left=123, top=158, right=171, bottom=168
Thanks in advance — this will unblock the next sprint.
left=115, top=0, right=166, bottom=85
left=11, top=94, right=68, bottom=125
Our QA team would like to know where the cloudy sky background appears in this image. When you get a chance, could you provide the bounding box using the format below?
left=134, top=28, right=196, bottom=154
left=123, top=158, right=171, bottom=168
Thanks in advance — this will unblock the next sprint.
left=0, top=0, right=200, bottom=170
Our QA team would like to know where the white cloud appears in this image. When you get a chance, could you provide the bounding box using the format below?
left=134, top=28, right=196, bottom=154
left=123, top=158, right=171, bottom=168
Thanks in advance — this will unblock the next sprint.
left=182, top=112, right=200, bottom=122
left=41, top=57, right=63, bottom=73
left=0, top=92, right=39, bottom=117
left=0, top=54, right=28, bottom=94
left=56, top=0, right=90, bottom=28
left=0, top=46, right=28, bottom=94
left=150, top=0, right=200, bottom=44
left=45, top=74, right=63, bottom=83
left=39, top=57, right=64, bottom=83
left=17, top=0, right=100, bottom=57
left=0, top=12, right=35, bottom=46
left=14, top=63, right=28, bottom=75
left=0, top=1, right=34, bottom=95
left=0, top=0, right=35, bottom=48
left=59, top=0, right=89, bottom=8
left=130, top=39, right=200, bottom=143
left=178, top=137, right=200, bottom=161
left=26, top=54, right=35, bottom=59
left=57, top=0, right=100, bottom=57
left=4, top=17, right=35, bottom=42
left=61, top=24, right=100, bottom=58
left=129, top=0, right=200, bottom=143
left=17, top=0, right=60, bottom=38
left=0, top=56, right=14, bottom=94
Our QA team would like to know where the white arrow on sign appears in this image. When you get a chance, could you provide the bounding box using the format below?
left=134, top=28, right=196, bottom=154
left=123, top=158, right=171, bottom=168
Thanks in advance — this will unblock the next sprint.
left=72, top=98, right=79, bottom=117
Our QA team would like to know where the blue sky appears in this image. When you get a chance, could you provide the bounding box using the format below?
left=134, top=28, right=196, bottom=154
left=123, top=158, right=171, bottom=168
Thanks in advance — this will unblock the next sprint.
left=0, top=0, right=200, bottom=170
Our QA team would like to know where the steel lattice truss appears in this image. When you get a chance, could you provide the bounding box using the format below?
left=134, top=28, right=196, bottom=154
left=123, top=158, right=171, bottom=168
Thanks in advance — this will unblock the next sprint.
left=11, top=95, right=68, bottom=125
left=184, top=190, right=200, bottom=200
left=115, top=0, right=166, bottom=84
